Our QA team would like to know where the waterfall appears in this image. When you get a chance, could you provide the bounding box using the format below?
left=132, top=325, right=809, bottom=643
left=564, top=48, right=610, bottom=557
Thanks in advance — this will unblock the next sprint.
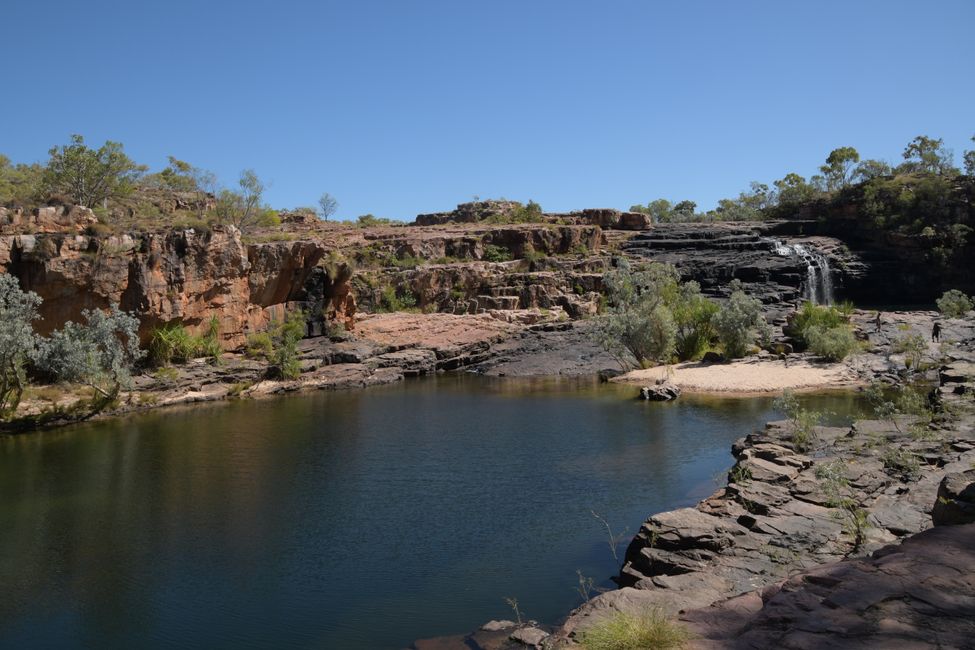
left=772, top=241, right=835, bottom=305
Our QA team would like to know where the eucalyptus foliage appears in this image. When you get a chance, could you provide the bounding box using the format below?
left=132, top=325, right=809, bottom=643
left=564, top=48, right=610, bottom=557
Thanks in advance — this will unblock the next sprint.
left=35, top=305, right=144, bottom=397
left=712, top=280, right=767, bottom=359
left=0, top=275, right=42, bottom=417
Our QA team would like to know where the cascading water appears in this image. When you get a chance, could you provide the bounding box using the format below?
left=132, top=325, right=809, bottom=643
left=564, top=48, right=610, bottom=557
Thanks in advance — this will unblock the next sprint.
left=772, top=241, right=835, bottom=305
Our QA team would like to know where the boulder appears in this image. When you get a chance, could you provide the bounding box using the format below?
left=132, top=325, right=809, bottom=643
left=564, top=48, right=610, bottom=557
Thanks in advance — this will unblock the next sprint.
left=640, top=383, right=681, bottom=401
left=932, top=470, right=975, bottom=526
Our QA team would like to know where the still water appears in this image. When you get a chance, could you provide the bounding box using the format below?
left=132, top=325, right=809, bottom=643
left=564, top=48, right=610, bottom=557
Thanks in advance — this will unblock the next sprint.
left=0, top=376, right=867, bottom=649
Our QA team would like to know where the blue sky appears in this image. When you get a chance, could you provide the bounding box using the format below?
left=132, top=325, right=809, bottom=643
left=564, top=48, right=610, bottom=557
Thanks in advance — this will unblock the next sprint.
left=3, top=1, right=973, bottom=221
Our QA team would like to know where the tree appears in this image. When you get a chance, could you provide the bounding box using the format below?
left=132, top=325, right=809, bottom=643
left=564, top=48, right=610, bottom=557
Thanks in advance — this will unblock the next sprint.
left=42, top=134, right=147, bottom=207
left=900, top=135, right=956, bottom=175
left=0, top=275, right=42, bottom=418
left=34, top=304, right=144, bottom=400
left=630, top=199, right=673, bottom=223
left=672, top=200, right=697, bottom=217
left=712, top=281, right=766, bottom=358
left=963, top=135, right=975, bottom=176
left=594, top=260, right=679, bottom=368
left=0, top=155, right=44, bottom=206
left=318, top=192, right=339, bottom=220
left=773, top=173, right=818, bottom=205
left=820, top=147, right=860, bottom=191
left=854, top=159, right=892, bottom=182
left=213, top=169, right=276, bottom=230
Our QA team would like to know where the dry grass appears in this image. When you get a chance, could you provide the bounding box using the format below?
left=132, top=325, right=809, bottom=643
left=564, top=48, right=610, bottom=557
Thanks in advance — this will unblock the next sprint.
left=577, top=608, right=690, bottom=650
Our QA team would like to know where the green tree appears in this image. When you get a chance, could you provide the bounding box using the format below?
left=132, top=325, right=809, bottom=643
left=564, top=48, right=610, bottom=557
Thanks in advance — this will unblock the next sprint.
left=213, top=169, right=277, bottom=230
left=0, top=275, right=42, bottom=418
left=0, top=155, right=44, bottom=206
left=713, top=281, right=765, bottom=358
left=630, top=199, right=673, bottom=223
left=900, top=135, right=957, bottom=175
left=854, top=159, right=892, bottom=182
left=820, top=146, right=860, bottom=191
left=42, top=134, right=147, bottom=207
left=671, top=280, right=719, bottom=360
left=774, top=173, right=818, bottom=205
left=594, top=260, right=680, bottom=368
left=963, top=135, right=975, bottom=176
left=672, top=200, right=697, bottom=218
left=318, top=192, right=339, bottom=220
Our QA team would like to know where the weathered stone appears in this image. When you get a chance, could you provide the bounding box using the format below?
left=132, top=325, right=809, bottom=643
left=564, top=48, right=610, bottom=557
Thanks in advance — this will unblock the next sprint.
left=639, top=383, right=681, bottom=401
left=932, top=470, right=975, bottom=525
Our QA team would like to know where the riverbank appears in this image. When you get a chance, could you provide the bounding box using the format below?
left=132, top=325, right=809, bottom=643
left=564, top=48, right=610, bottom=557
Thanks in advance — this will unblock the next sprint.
left=5, top=308, right=970, bottom=435
left=412, top=312, right=975, bottom=649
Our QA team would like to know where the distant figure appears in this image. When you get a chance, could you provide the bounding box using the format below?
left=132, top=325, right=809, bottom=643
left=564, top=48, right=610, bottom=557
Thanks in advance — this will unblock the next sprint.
left=874, top=311, right=883, bottom=332
left=932, top=321, right=942, bottom=342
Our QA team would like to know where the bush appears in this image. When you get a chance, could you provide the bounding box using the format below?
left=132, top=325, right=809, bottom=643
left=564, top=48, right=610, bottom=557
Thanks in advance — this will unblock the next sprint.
left=377, top=286, right=418, bottom=312
left=482, top=244, right=513, bottom=262
left=246, top=312, right=305, bottom=380
left=671, top=281, right=718, bottom=361
left=773, top=390, right=822, bottom=452
left=805, top=324, right=859, bottom=361
left=936, top=289, right=973, bottom=318
left=149, top=317, right=222, bottom=366
left=593, top=261, right=680, bottom=368
left=892, top=331, right=926, bottom=369
left=0, top=275, right=42, bottom=418
left=713, top=283, right=766, bottom=358
left=34, top=305, right=144, bottom=398
left=577, top=608, right=689, bottom=650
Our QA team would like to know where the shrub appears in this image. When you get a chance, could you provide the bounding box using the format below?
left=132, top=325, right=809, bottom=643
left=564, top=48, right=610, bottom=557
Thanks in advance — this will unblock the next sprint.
left=805, top=324, right=859, bottom=361
left=149, top=317, right=222, bottom=366
left=0, top=275, right=42, bottom=418
left=482, top=244, right=513, bottom=262
left=577, top=608, right=690, bottom=650
left=892, top=331, right=926, bottom=370
left=34, top=305, right=144, bottom=400
left=671, top=281, right=719, bottom=361
left=936, top=289, right=973, bottom=318
left=246, top=312, right=305, bottom=380
left=245, top=331, right=274, bottom=359
left=377, top=286, right=418, bottom=312
left=713, top=282, right=765, bottom=359
left=773, top=389, right=821, bottom=452
left=593, top=261, right=680, bottom=368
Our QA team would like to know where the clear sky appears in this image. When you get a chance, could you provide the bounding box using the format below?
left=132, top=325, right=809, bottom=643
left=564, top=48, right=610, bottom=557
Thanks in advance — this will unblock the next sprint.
left=3, top=1, right=973, bottom=221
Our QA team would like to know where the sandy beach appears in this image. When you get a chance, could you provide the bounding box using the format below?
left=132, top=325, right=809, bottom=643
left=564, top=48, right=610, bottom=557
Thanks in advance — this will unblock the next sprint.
left=612, top=356, right=861, bottom=394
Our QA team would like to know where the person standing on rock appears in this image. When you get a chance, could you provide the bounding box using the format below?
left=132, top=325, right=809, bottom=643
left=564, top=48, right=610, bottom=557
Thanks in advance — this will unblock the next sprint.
left=874, top=311, right=883, bottom=332
left=932, top=321, right=942, bottom=342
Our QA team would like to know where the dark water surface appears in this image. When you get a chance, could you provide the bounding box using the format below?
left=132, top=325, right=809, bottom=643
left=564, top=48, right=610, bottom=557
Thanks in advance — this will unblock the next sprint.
left=0, top=376, right=868, bottom=649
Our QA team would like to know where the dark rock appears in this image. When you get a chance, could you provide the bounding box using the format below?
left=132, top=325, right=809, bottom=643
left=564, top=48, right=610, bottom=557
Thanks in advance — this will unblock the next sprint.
left=932, top=470, right=975, bottom=526
left=640, top=383, right=681, bottom=401
left=702, top=351, right=725, bottom=363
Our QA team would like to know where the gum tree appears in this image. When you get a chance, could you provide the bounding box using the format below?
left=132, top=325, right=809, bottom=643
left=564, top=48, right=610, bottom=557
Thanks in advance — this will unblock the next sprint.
left=0, top=275, right=42, bottom=418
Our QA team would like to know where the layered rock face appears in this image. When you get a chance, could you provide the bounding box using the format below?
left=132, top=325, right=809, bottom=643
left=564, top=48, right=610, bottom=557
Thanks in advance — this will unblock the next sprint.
left=0, top=227, right=328, bottom=347
left=621, top=221, right=862, bottom=306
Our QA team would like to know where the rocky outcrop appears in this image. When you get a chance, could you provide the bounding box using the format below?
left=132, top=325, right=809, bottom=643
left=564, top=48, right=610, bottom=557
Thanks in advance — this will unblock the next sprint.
left=621, top=221, right=861, bottom=307
left=0, top=204, right=98, bottom=234
left=415, top=200, right=523, bottom=226
left=932, top=470, right=975, bottom=525
left=1, top=227, right=328, bottom=347
left=681, top=522, right=975, bottom=649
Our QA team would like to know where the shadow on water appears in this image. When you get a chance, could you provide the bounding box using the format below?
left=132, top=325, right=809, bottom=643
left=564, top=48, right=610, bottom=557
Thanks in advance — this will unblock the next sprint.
left=0, top=375, right=868, bottom=649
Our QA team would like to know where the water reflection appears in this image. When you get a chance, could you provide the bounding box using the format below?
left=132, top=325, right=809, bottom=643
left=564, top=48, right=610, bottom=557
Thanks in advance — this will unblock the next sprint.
left=0, top=376, right=867, bottom=649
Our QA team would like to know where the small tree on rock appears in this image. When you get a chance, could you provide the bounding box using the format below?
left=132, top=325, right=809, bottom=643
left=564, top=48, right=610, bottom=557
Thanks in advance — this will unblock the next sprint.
left=42, top=134, right=146, bottom=207
left=318, top=192, right=339, bottom=221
